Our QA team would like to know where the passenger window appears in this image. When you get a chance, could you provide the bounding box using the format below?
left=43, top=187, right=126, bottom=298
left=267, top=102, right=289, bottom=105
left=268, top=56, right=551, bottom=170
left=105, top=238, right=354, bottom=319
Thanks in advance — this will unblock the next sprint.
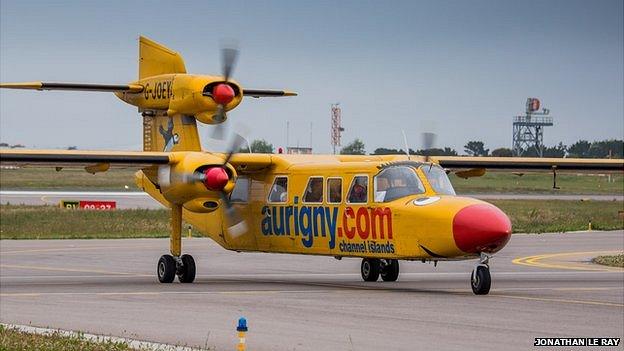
left=303, top=177, right=324, bottom=203
left=268, top=176, right=288, bottom=203
left=230, top=177, right=250, bottom=203
left=327, top=178, right=342, bottom=204
left=347, top=175, right=368, bottom=203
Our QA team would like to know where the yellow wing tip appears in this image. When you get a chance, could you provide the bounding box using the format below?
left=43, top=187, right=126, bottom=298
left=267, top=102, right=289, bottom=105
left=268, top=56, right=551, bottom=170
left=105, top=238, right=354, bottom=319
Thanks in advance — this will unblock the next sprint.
left=0, top=82, right=44, bottom=90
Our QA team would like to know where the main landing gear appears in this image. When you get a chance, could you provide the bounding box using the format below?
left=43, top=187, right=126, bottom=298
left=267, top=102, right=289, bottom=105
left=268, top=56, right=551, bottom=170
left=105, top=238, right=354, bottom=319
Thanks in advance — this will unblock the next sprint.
left=360, top=258, right=400, bottom=282
left=157, top=204, right=196, bottom=283
left=471, top=253, right=491, bottom=295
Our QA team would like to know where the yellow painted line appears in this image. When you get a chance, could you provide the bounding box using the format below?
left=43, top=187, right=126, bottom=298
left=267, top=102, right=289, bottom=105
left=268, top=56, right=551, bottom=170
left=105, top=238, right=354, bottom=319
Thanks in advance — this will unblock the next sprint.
left=0, top=290, right=332, bottom=297
left=1, top=245, right=159, bottom=255
left=490, top=293, right=624, bottom=308
left=513, top=251, right=624, bottom=272
left=0, top=264, right=147, bottom=276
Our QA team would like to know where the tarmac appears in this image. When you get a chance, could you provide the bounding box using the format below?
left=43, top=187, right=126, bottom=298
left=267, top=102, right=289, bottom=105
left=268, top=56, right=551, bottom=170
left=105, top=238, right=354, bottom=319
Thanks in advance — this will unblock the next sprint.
left=1, top=231, right=623, bottom=350
left=1, top=190, right=622, bottom=209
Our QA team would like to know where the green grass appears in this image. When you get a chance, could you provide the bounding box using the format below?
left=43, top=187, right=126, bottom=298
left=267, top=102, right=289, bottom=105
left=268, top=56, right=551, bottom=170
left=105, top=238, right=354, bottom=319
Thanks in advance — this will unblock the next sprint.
left=1, top=200, right=622, bottom=239
left=0, top=205, right=173, bottom=239
left=488, top=200, right=624, bottom=233
left=0, top=325, right=138, bottom=351
left=0, top=168, right=139, bottom=191
left=451, top=172, right=623, bottom=195
left=592, top=254, right=624, bottom=268
left=1, top=167, right=622, bottom=195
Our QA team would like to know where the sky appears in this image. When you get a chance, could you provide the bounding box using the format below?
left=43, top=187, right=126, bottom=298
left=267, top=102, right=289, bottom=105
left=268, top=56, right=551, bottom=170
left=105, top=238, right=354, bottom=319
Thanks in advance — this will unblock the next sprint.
left=1, top=0, right=622, bottom=154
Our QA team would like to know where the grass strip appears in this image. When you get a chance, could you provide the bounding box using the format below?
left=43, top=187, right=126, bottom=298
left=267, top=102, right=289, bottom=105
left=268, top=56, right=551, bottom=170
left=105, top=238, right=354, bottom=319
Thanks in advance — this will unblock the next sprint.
left=592, top=254, right=624, bottom=268
left=2, top=168, right=623, bottom=195
left=0, top=324, right=138, bottom=351
left=488, top=200, right=624, bottom=234
left=1, top=200, right=622, bottom=239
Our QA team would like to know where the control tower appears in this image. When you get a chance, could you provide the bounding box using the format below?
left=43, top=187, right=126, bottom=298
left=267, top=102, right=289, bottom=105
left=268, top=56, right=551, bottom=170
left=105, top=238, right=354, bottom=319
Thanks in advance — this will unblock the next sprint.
left=512, top=98, right=553, bottom=157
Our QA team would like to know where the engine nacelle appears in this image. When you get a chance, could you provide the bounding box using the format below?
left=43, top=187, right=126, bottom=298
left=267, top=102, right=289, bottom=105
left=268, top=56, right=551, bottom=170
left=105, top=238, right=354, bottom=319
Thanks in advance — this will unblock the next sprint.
left=116, top=74, right=243, bottom=125
left=157, top=152, right=237, bottom=212
left=167, top=75, right=242, bottom=124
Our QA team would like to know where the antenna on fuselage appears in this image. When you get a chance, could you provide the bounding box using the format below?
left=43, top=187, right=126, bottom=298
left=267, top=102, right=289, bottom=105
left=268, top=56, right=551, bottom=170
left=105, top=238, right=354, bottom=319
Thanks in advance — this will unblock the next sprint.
left=401, top=130, right=411, bottom=161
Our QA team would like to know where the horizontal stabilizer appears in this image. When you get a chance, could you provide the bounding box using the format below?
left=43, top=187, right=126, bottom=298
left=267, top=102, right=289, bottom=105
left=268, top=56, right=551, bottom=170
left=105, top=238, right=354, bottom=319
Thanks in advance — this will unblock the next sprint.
left=0, top=82, right=143, bottom=93
left=243, top=89, right=297, bottom=98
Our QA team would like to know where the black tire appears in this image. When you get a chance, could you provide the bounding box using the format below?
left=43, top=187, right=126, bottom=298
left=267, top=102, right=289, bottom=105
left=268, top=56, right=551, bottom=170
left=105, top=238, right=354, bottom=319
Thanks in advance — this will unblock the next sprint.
left=157, top=254, right=176, bottom=283
left=381, top=259, right=399, bottom=282
left=361, top=258, right=381, bottom=282
left=471, top=265, right=491, bottom=295
left=177, top=254, right=196, bottom=283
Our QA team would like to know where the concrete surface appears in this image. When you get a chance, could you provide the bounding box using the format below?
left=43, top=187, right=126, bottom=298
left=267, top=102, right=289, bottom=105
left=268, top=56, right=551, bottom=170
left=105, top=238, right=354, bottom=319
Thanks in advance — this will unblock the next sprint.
left=1, top=231, right=623, bottom=350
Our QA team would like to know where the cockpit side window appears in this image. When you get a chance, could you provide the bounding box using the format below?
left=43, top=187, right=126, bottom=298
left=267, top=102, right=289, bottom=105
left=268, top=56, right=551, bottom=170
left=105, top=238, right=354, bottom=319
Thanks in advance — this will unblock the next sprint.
left=374, top=166, right=425, bottom=202
left=347, top=175, right=368, bottom=203
left=421, top=165, right=456, bottom=195
left=268, top=176, right=288, bottom=203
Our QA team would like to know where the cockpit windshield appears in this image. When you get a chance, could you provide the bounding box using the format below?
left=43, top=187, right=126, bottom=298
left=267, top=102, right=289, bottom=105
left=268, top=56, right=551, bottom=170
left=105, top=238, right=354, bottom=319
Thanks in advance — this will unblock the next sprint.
left=374, top=166, right=425, bottom=202
left=421, top=164, right=456, bottom=195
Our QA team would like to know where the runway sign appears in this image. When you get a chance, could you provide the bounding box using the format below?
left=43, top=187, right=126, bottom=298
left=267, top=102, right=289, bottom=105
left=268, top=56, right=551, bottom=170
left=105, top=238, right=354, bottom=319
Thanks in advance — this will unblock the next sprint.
left=60, top=200, right=116, bottom=210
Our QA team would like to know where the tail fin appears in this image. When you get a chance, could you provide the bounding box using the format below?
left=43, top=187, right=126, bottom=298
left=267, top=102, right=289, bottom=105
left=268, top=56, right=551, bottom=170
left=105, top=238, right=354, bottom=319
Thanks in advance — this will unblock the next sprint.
left=139, top=37, right=199, bottom=152
left=143, top=114, right=202, bottom=152
left=139, top=36, right=187, bottom=79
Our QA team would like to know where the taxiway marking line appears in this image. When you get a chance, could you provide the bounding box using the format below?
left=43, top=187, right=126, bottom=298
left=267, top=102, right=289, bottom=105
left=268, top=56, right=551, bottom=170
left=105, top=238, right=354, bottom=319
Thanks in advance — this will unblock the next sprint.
left=0, top=290, right=332, bottom=297
left=2, top=288, right=621, bottom=307
left=513, top=251, right=624, bottom=272
left=489, top=293, right=624, bottom=308
left=1, top=245, right=163, bottom=255
left=0, top=264, right=147, bottom=276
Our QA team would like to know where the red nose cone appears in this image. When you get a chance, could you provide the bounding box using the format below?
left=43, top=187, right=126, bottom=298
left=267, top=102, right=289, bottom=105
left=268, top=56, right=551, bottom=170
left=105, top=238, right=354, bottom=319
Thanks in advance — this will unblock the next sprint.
left=453, top=204, right=511, bottom=254
left=212, top=84, right=235, bottom=105
left=203, top=167, right=229, bottom=191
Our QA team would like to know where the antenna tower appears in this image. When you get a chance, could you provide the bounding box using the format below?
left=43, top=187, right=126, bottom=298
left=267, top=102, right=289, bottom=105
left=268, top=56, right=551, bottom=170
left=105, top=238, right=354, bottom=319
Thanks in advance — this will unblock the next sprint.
left=331, top=103, right=344, bottom=154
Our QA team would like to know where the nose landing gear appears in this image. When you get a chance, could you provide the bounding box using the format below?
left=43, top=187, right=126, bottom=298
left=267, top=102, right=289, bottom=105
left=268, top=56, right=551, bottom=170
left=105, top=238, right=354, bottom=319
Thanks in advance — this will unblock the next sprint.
left=471, top=253, right=491, bottom=295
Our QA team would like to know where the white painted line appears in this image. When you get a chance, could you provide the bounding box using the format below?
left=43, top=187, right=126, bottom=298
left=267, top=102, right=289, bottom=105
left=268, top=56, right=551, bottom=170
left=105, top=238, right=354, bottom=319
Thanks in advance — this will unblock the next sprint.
left=0, top=323, right=202, bottom=351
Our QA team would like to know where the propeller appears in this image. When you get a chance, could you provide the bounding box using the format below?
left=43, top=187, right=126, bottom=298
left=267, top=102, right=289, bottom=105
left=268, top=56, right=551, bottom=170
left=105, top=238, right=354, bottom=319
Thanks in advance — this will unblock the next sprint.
left=187, top=132, right=248, bottom=236
left=421, top=132, right=437, bottom=163
left=203, top=43, right=239, bottom=140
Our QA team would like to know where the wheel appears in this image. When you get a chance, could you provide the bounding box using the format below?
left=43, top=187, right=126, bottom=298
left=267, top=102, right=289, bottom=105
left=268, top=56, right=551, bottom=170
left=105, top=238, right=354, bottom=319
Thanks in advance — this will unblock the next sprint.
left=381, top=259, right=399, bottom=282
left=177, top=254, right=196, bottom=283
left=361, top=258, right=381, bottom=282
left=471, top=265, right=491, bottom=295
left=157, top=254, right=176, bottom=283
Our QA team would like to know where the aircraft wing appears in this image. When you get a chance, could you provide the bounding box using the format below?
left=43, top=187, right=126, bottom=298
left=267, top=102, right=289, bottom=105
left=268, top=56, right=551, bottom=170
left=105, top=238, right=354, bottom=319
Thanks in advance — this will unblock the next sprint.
left=0, top=149, right=170, bottom=169
left=432, top=156, right=624, bottom=175
left=0, top=149, right=276, bottom=174
left=0, top=82, right=143, bottom=93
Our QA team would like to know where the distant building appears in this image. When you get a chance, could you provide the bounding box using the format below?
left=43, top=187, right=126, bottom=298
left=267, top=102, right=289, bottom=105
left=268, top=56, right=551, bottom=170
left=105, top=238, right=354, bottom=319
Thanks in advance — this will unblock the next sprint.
left=0, top=142, right=9, bottom=148
left=287, top=146, right=313, bottom=155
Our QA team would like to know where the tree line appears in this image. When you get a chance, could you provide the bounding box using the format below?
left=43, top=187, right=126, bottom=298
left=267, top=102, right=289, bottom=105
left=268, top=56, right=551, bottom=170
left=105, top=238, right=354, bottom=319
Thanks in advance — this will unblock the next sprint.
left=236, top=137, right=623, bottom=158
left=340, top=138, right=623, bottom=158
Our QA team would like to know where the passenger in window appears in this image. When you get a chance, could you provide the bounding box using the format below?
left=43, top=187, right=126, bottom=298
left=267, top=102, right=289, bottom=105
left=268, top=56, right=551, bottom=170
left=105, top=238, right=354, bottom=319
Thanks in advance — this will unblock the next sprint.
left=269, top=177, right=288, bottom=202
left=328, top=179, right=342, bottom=203
left=304, top=178, right=323, bottom=203
left=349, top=177, right=368, bottom=203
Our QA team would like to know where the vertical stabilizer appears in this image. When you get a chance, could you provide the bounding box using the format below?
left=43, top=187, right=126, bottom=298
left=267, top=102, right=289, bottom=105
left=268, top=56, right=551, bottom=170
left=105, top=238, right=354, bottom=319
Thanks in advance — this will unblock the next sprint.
left=139, top=36, right=187, bottom=79
left=143, top=114, right=201, bottom=152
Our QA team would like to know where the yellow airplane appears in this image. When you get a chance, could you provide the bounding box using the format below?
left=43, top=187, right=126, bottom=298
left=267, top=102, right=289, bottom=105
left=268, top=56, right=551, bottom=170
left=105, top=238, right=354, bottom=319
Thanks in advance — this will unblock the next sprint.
left=1, top=37, right=622, bottom=295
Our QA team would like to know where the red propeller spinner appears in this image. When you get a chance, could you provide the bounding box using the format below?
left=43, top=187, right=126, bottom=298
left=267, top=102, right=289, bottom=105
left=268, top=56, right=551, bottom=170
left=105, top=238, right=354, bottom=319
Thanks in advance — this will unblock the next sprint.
left=202, top=167, right=229, bottom=191
left=212, top=83, right=235, bottom=105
